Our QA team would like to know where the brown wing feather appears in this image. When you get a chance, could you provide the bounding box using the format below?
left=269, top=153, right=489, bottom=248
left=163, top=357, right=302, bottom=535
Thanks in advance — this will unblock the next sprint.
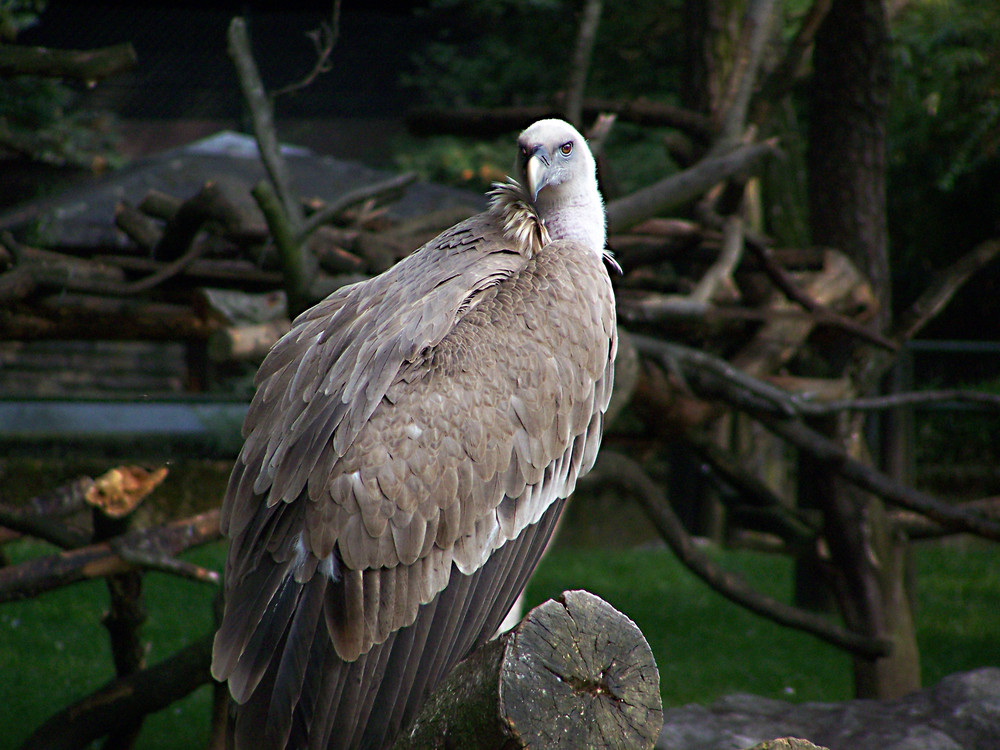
left=212, top=206, right=616, bottom=749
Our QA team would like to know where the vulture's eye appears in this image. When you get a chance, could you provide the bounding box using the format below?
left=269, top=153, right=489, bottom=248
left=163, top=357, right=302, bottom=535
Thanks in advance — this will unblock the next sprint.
left=560, top=142, right=573, bottom=156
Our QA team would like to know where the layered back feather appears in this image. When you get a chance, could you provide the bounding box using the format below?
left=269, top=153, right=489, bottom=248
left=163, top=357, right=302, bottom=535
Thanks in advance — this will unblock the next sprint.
left=212, top=119, right=616, bottom=750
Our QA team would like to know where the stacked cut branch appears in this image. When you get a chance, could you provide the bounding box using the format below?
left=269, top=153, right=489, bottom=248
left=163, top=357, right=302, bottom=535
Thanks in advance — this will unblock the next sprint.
left=0, top=174, right=470, bottom=358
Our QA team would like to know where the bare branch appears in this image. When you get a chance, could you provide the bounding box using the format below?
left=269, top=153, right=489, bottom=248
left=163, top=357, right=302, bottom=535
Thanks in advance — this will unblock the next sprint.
left=740, top=236, right=899, bottom=352
left=756, top=0, right=834, bottom=110
left=271, top=0, right=341, bottom=99
left=0, top=42, right=136, bottom=81
left=690, top=213, right=744, bottom=303
left=0, top=502, right=90, bottom=549
left=112, top=538, right=220, bottom=585
left=297, top=171, right=418, bottom=241
left=19, top=633, right=215, bottom=750
left=633, top=337, right=1000, bottom=540
left=798, top=389, right=1000, bottom=415
left=893, top=238, right=1000, bottom=342
left=715, top=0, right=778, bottom=146
left=564, top=0, right=603, bottom=128
left=759, top=415, right=1000, bottom=541
left=606, top=140, right=778, bottom=232
left=684, top=433, right=819, bottom=547
left=252, top=179, right=314, bottom=316
left=226, top=17, right=304, bottom=229
left=594, top=451, right=891, bottom=658
left=0, top=511, right=221, bottom=603
left=893, top=497, right=1000, bottom=539
left=631, top=334, right=798, bottom=417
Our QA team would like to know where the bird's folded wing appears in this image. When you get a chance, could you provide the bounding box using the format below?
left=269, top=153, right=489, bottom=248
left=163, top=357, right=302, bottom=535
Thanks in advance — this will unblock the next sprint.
left=214, top=230, right=615, bottom=682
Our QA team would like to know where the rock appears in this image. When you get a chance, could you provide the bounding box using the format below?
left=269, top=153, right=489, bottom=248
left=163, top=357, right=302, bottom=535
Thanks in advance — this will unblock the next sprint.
left=746, top=742, right=827, bottom=750
left=657, top=667, right=1000, bottom=750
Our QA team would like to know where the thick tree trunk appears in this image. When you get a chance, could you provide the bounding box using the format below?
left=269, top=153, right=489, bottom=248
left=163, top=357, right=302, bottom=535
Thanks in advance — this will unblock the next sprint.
left=808, top=0, right=891, bottom=328
left=808, top=0, right=919, bottom=699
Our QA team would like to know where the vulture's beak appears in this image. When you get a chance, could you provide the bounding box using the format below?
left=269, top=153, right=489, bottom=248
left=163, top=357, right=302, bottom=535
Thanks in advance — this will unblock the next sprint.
left=525, top=146, right=552, bottom=202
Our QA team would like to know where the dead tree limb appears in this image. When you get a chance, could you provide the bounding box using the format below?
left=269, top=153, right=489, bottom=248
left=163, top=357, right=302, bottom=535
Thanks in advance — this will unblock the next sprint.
left=594, top=451, right=892, bottom=659
left=740, top=238, right=898, bottom=352
left=893, top=497, right=1000, bottom=539
left=252, top=179, right=315, bottom=315
left=298, top=171, right=418, bottom=241
left=564, top=0, right=603, bottom=127
left=95, top=254, right=283, bottom=289
left=0, top=489, right=92, bottom=550
left=758, top=415, right=1000, bottom=542
left=756, top=0, right=833, bottom=110
left=114, top=201, right=163, bottom=250
left=0, top=294, right=212, bottom=340
left=394, top=590, right=663, bottom=750
left=0, top=42, right=137, bottom=81
left=684, top=433, right=818, bottom=548
left=631, top=336, right=1000, bottom=541
left=226, top=18, right=304, bottom=230
left=606, top=140, right=778, bottom=232
left=794, top=389, right=1000, bottom=415
left=893, top=238, right=1000, bottom=342
left=92, top=506, right=147, bottom=750
left=617, top=294, right=898, bottom=356
left=208, top=319, right=292, bottom=363
left=138, top=189, right=183, bottom=220
left=632, top=334, right=795, bottom=419
left=18, top=633, right=215, bottom=750
left=0, top=510, right=221, bottom=603
left=23, top=183, right=251, bottom=297
left=150, top=181, right=255, bottom=261
left=270, top=0, right=341, bottom=99
left=852, top=238, right=1000, bottom=400
left=732, top=249, right=873, bottom=378
left=689, top=213, right=743, bottom=303
left=714, top=0, right=777, bottom=146
left=0, top=264, right=35, bottom=303
left=1, top=234, right=127, bottom=294
left=634, top=332, right=1000, bottom=420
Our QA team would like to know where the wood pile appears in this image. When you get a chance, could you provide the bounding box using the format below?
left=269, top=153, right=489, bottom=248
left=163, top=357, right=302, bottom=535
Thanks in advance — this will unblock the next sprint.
left=0, top=173, right=478, bottom=392
left=0, top=165, right=880, bottom=395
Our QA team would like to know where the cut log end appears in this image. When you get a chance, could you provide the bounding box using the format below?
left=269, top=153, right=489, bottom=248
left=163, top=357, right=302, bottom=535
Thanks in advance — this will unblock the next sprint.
left=501, top=589, right=663, bottom=750
left=394, top=590, right=662, bottom=750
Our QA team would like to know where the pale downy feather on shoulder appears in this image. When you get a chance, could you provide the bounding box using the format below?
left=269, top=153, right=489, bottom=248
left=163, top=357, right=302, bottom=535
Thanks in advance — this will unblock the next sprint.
left=487, top=178, right=551, bottom=257
left=487, top=176, right=620, bottom=273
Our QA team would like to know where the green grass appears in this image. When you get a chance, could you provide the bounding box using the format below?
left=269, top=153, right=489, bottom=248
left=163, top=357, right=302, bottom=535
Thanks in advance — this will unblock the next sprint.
left=1, top=542, right=225, bottom=750
left=2, top=537, right=997, bottom=747
left=526, top=544, right=854, bottom=705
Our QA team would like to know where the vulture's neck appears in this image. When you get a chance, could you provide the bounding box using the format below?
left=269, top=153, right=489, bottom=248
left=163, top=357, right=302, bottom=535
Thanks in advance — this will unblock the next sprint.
left=488, top=180, right=606, bottom=260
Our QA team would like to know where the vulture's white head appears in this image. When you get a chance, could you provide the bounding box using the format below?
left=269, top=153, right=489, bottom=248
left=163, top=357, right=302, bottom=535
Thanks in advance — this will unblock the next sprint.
left=515, top=118, right=606, bottom=257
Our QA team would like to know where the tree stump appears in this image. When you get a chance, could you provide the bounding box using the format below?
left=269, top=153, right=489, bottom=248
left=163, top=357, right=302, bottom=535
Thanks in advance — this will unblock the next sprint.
left=395, top=589, right=663, bottom=750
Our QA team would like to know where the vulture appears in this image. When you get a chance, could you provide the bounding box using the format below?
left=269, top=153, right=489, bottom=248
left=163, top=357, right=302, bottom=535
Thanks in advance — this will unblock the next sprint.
left=211, top=118, right=617, bottom=750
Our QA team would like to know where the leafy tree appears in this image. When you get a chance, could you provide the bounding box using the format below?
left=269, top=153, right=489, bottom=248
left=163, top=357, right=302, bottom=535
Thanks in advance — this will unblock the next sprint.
left=0, top=0, right=123, bottom=174
left=887, top=0, right=1000, bottom=314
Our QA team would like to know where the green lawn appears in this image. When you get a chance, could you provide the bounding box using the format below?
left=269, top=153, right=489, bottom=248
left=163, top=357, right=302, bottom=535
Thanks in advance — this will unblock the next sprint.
left=2, top=537, right=997, bottom=748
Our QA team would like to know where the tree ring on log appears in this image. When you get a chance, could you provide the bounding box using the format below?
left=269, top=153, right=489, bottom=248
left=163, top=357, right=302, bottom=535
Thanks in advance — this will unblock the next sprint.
left=500, top=589, right=663, bottom=749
